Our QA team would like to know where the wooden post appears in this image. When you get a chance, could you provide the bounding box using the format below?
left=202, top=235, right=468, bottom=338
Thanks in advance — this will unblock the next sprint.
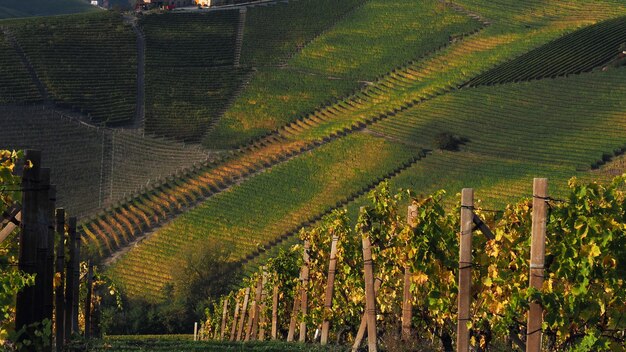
left=299, top=239, right=310, bottom=343
left=193, top=322, right=198, bottom=341
left=362, top=220, right=378, bottom=352
left=286, top=288, right=301, bottom=342
left=71, top=218, right=80, bottom=334
left=403, top=203, right=418, bottom=341
left=251, top=275, right=263, bottom=339
left=457, top=189, right=473, bottom=352
left=45, top=186, right=56, bottom=336
left=351, top=278, right=382, bottom=352
left=229, top=297, right=240, bottom=341
left=16, top=150, right=42, bottom=337
left=236, top=287, right=250, bottom=341
left=84, top=261, right=93, bottom=338
left=220, top=298, right=229, bottom=340
left=526, top=178, right=548, bottom=352
left=34, top=169, right=50, bottom=329
left=55, top=208, right=65, bottom=351
left=258, top=272, right=268, bottom=341
left=64, top=217, right=76, bottom=341
left=271, top=285, right=279, bottom=340
left=244, top=299, right=255, bottom=341
left=321, top=230, right=339, bottom=345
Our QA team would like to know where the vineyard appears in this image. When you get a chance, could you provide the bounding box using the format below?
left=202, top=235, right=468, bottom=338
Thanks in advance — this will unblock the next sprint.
left=2, top=0, right=626, bottom=350
left=202, top=178, right=626, bottom=351
left=2, top=12, right=138, bottom=125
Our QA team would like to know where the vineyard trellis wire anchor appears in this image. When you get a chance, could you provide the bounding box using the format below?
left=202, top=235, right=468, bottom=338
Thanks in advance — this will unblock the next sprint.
left=472, top=213, right=494, bottom=240
left=460, top=205, right=496, bottom=240
left=1, top=203, right=21, bottom=225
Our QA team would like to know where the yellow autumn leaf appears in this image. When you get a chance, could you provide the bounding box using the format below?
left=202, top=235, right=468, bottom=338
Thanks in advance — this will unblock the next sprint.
left=412, top=272, right=428, bottom=285
left=589, top=243, right=601, bottom=258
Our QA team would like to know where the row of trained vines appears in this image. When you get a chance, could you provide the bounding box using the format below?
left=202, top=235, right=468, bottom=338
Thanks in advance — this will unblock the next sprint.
left=201, top=177, right=626, bottom=351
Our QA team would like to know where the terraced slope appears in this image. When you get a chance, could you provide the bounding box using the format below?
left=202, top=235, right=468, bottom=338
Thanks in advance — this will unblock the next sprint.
left=207, top=0, right=483, bottom=148
left=0, top=31, right=41, bottom=104
left=141, top=11, right=247, bottom=142
left=466, top=15, right=626, bottom=86
left=81, top=1, right=487, bottom=263
left=106, top=133, right=422, bottom=300
left=4, top=12, right=137, bottom=125
left=99, top=0, right=626, bottom=298
left=371, top=68, right=626, bottom=207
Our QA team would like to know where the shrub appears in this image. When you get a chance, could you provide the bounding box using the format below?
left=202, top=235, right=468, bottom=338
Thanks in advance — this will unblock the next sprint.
left=434, top=132, right=468, bottom=151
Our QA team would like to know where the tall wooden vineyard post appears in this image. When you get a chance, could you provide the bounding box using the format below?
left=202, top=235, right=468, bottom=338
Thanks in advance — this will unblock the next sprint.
left=403, top=203, right=418, bottom=341
left=271, top=285, right=279, bottom=340
left=44, top=183, right=56, bottom=347
left=34, top=168, right=50, bottom=331
left=352, top=278, right=382, bottom=352
left=526, top=178, right=548, bottom=352
left=298, top=239, right=310, bottom=343
left=220, top=297, right=229, bottom=340
left=258, top=271, right=268, bottom=341
left=250, top=274, right=263, bottom=340
left=236, top=287, right=250, bottom=341
left=229, top=297, right=240, bottom=341
left=65, top=217, right=78, bottom=340
left=244, top=295, right=255, bottom=341
left=321, top=229, right=339, bottom=345
left=286, top=287, right=301, bottom=342
left=71, top=218, right=80, bottom=334
left=361, top=207, right=377, bottom=352
left=457, top=189, right=473, bottom=352
left=55, top=209, right=65, bottom=351
left=15, top=150, right=50, bottom=347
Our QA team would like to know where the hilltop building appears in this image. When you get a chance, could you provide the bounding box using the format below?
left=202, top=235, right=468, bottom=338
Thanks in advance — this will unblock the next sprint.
left=137, top=0, right=194, bottom=7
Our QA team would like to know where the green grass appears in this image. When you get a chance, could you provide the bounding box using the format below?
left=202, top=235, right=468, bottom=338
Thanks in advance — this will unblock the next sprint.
left=106, top=133, right=419, bottom=301
left=91, top=338, right=346, bottom=351
left=0, top=0, right=96, bottom=19
left=208, top=0, right=483, bottom=148
left=4, top=11, right=137, bottom=124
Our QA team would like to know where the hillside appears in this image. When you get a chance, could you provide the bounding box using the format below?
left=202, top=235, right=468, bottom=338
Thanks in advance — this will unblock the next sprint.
left=0, top=0, right=96, bottom=19
left=2, top=0, right=626, bottom=315
left=97, top=0, right=626, bottom=301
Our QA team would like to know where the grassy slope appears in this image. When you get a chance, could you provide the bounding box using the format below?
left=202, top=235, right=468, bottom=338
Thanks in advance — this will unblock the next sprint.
left=106, top=0, right=626, bottom=300
left=107, top=133, right=419, bottom=300
left=95, top=337, right=346, bottom=351
left=238, top=0, right=626, bottom=276
left=371, top=68, right=626, bottom=208
left=0, top=0, right=96, bottom=19
left=206, top=0, right=482, bottom=148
